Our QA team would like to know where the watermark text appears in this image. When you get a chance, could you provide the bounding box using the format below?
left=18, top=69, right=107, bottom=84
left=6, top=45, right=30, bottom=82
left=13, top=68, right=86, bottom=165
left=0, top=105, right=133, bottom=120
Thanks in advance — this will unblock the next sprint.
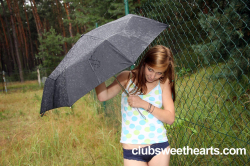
left=131, top=146, right=246, bottom=155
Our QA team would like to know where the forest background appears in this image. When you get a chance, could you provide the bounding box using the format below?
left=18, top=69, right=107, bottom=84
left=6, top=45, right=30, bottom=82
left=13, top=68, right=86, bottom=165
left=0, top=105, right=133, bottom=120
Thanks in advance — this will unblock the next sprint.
left=1, top=0, right=151, bottom=82
left=0, top=0, right=249, bottom=84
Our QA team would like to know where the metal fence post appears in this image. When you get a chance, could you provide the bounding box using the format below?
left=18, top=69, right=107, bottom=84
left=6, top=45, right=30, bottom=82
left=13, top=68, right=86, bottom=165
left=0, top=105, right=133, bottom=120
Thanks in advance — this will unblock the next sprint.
left=124, top=0, right=129, bottom=15
left=2, top=71, right=7, bottom=93
left=37, top=67, right=41, bottom=87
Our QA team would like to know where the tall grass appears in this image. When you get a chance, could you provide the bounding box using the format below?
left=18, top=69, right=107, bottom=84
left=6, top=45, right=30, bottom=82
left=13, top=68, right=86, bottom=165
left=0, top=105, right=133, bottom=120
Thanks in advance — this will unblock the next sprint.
left=0, top=81, right=124, bottom=165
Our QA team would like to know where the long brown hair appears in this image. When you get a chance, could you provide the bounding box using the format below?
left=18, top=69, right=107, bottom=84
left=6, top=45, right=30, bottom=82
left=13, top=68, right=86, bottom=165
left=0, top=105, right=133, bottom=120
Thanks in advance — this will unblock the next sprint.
left=126, top=45, right=176, bottom=102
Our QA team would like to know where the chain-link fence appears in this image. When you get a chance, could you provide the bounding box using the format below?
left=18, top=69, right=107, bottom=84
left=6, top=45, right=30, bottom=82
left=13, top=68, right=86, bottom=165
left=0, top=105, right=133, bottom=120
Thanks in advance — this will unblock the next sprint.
left=92, top=0, right=249, bottom=165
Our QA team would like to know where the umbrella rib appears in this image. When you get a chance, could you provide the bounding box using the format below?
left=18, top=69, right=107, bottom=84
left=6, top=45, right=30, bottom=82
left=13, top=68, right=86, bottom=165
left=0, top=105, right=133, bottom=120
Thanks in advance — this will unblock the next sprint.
left=83, top=34, right=133, bottom=64
left=83, top=34, right=105, bottom=41
left=85, top=35, right=133, bottom=84
left=106, top=40, right=134, bottom=64
left=83, top=34, right=133, bottom=63
left=87, top=40, right=133, bottom=85
left=87, top=58, right=101, bottom=84
left=86, top=32, right=161, bottom=64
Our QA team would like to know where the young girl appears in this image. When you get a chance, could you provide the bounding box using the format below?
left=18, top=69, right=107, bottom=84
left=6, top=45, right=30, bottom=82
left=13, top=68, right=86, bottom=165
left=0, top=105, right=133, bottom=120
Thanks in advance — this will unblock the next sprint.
left=95, top=45, right=175, bottom=166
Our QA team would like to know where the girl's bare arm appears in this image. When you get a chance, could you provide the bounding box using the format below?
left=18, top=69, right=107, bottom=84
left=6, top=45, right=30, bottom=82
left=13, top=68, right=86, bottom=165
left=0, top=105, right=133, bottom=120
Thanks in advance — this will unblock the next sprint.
left=140, top=78, right=175, bottom=125
left=95, top=71, right=130, bottom=101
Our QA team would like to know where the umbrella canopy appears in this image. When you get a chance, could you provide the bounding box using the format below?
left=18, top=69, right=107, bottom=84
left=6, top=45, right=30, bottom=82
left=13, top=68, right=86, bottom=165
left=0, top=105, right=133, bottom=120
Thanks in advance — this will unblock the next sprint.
left=40, top=14, right=168, bottom=115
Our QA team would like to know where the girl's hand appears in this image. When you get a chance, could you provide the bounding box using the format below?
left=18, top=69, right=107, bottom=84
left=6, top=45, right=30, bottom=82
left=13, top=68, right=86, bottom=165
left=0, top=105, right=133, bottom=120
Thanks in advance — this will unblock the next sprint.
left=127, top=95, right=145, bottom=108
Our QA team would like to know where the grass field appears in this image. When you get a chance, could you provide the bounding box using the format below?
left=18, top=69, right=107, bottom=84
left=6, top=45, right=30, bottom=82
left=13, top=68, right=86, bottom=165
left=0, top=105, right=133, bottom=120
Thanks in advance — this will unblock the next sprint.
left=0, top=62, right=249, bottom=165
left=0, top=81, right=123, bottom=165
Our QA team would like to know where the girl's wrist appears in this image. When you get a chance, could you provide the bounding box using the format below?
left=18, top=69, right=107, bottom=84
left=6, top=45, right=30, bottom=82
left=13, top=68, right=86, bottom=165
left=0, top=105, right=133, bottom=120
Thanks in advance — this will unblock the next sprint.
left=141, top=100, right=149, bottom=110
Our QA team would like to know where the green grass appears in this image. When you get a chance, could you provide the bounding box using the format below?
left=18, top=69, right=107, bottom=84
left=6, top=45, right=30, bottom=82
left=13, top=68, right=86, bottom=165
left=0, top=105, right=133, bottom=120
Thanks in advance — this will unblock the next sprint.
left=0, top=82, right=124, bottom=165
left=0, top=80, right=43, bottom=93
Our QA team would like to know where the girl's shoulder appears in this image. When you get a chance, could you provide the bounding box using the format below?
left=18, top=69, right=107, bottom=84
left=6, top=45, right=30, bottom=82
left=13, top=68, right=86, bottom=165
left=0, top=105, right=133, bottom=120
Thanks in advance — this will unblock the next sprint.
left=160, top=78, right=171, bottom=93
left=120, top=70, right=138, bottom=89
left=117, top=70, right=133, bottom=89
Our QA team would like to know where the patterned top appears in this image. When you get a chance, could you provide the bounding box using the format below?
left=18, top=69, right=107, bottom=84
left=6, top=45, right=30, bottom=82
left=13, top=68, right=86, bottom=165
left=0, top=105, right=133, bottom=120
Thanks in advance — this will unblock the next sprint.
left=120, top=74, right=168, bottom=144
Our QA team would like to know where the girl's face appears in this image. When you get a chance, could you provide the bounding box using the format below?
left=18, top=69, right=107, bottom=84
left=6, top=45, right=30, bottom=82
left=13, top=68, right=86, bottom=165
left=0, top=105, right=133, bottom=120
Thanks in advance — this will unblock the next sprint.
left=144, top=63, right=167, bottom=83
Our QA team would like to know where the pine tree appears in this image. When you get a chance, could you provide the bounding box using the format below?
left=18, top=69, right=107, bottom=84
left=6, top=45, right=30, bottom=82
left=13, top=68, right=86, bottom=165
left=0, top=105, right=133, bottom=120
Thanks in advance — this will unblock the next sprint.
left=192, top=0, right=250, bottom=81
left=36, top=27, right=64, bottom=74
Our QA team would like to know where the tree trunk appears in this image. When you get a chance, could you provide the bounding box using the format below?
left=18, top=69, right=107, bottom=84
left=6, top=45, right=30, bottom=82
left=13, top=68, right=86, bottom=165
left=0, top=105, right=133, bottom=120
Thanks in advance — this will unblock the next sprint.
left=13, top=0, right=26, bottom=70
left=6, top=0, right=24, bottom=82
left=81, top=26, right=84, bottom=34
left=0, top=15, right=12, bottom=74
left=0, top=0, right=16, bottom=74
left=0, top=16, right=10, bottom=63
left=13, top=9, right=25, bottom=70
left=30, top=0, right=44, bottom=63
left=0, top=37, right=4, bottom=72
left=55, top=0, right=67, bottom=54
left=15, top=0, right=29, bottom=70
left=203, top=1, right=209, bottom=14
left=30, top=0, right=43, bottom=36
left=30, top=0, right=40, bottom=36
left=43, top=18, right=49, bottom=32
left=64, top=2, right=74, bottom=47
left=23, top=0, right=36, bottom=67
left=76, top=25, right=79, bottom=34
left=0, top=27, right=10, bottom=73
left=84, top=25, right=87, bottom=32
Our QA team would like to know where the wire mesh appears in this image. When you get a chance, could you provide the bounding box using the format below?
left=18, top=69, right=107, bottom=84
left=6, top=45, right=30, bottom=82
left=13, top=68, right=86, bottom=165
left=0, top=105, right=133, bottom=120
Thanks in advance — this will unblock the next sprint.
left=95, top=0, right=249, bottom=165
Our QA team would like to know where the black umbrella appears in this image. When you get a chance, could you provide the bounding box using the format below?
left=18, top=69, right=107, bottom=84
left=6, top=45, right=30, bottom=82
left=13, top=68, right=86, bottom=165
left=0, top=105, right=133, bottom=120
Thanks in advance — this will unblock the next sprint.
left=40, top=14, right=168, bottom=117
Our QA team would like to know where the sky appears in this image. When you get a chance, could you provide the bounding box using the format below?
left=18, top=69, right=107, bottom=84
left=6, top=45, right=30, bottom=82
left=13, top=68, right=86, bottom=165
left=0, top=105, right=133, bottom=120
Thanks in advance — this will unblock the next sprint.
left=24, top=0, right=64, bottom=6
left=24, top=0, right=31, bottom=6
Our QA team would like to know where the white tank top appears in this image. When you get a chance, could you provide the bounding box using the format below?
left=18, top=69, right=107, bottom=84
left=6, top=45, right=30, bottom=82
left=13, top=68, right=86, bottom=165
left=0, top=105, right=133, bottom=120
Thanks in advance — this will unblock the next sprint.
left=120, top=74, right=168, bottom=144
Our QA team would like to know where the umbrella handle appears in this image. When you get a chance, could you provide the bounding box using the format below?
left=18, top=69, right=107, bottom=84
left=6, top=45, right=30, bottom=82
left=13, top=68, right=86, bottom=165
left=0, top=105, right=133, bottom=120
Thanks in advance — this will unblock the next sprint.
left=135, top=108, right=146, bottom=120
left=113, top=76, right=146, bottom=120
